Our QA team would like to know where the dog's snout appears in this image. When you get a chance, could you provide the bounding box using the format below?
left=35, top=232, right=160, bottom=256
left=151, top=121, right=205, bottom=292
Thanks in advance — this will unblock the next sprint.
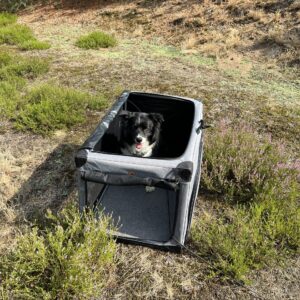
left=136, top=137, right=142, bottom=143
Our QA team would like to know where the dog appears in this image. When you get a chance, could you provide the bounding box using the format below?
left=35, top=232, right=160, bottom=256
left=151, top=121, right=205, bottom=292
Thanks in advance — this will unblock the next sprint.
left=119, top=111, right=164, bottom=158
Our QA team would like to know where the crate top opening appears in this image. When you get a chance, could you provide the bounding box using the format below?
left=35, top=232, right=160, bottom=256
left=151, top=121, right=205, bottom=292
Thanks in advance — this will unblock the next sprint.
left=91, top=92, right=197, bottom=159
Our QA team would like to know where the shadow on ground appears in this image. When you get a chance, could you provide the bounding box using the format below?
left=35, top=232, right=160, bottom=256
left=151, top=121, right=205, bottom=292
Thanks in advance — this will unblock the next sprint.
left=9, top=143, right=78, bottom=225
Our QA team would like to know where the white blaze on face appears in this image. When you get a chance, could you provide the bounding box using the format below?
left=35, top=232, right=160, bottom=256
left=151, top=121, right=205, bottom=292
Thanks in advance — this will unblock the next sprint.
left=121, top=129, right=156, bottom=157
left=134, top=134, right=151, bottom=154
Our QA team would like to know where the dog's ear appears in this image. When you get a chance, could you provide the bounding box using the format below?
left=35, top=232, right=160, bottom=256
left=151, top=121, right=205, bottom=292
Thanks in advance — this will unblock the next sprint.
left=149, top=113, right=164, bottom=124
left=118, top=111, right=132, bottom=120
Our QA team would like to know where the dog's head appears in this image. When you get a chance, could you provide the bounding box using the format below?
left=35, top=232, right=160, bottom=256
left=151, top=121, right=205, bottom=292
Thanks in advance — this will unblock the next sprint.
left=120, top=111, right=164, bottom=156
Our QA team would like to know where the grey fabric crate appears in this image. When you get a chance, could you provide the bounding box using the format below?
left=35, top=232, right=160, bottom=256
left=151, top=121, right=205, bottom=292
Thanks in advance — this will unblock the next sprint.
left=75, top=91, right=204, bottom=250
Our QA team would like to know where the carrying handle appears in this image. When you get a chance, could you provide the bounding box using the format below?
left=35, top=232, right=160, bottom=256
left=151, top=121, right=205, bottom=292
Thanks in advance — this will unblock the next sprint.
left=196, top=120, right=211, bottom=134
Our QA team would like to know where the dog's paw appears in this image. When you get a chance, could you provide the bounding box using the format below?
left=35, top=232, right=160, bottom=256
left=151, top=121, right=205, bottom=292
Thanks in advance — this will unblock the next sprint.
left=145, top=186, right=155, bottom=193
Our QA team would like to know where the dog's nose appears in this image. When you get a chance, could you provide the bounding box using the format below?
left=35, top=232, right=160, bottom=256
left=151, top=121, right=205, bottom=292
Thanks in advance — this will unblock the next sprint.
left=136, top=137, right=142, bottom=143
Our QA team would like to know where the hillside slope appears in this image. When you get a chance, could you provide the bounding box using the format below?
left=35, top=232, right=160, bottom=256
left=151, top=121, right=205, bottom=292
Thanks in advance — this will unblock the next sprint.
left=19, top=0, right=300, bottom=67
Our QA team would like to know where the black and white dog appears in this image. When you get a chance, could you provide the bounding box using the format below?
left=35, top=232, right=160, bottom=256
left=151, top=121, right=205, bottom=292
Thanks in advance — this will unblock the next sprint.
left=119, top=111, right=164, bottom=157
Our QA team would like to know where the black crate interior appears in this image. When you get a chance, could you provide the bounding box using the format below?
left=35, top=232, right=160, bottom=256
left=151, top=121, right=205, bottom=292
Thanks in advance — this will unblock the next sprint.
left=94, top=93, right=195, bottom=158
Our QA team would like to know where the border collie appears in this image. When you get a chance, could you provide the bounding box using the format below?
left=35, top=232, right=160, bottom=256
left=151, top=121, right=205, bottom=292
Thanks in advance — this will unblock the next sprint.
left=119, top=111, right=164, bottom=157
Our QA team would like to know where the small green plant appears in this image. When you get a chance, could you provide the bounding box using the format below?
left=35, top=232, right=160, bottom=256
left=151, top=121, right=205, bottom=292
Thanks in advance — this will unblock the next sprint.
left=0, top=23, right=34, bottom=45
left=0, top=12, right=17, bottom=26
left=0, top=81, right=21, bottom=119
left=0, top=51, right=49, bottom=120
left=192, top=182, right=300, bottom=281
left=192, top=124, right=300, bottom=281
left=19, top=39, right=51, bottom=50
left=15, top=84, right=108, bottom=134
left=75, top=31, right=117, bottom=49
left=0, top=57, right=49, bottom=80
left=0, top=204, right=116, bottom=299
left=201, top=123, right=289, bottom=203
left=0, top=14, right=50, bottom=50
left=0, top=50, right=13, bottom=67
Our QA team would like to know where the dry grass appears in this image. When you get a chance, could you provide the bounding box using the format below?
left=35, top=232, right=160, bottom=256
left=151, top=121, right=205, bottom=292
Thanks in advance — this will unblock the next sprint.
left=0, top=2, right=299, bottom=299
left=17, top=0, right=299, bottom=66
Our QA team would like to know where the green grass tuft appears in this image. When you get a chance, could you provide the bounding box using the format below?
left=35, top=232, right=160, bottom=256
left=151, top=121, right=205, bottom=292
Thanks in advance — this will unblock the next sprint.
left=19, top=39, right=51, bottom=51
left=192, top=125, right=300, bottom=281
left=0, top=13, right=17, bottom=26
left=0, top=204, right=116, bottom=299
left=0, top=51, right=49, bottom=120
left=0, top=57, right=50, bottom=80
left=15, top=84, right=108, bottom=135
left=75, top=31, right=117, bottom=49
left=0, top=50, right=13, bottom=67
left=0, top=81, right=21, bottom=119
left=0, top=14, right=51, bottom=50
left=0, top=23, right=34, bottom=45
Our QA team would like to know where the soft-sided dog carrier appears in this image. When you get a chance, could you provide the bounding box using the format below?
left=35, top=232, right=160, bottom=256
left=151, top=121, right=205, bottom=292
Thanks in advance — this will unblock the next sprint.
left=75, top=91, right=204, bottom=251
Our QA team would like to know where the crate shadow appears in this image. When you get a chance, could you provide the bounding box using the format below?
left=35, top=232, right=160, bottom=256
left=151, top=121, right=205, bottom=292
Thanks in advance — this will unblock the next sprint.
left=9, top=143, right=78, bottom=225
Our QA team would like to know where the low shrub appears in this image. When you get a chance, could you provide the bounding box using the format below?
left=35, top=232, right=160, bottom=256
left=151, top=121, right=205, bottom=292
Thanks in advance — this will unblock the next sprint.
left=0, top=50, right=13, bottom=67
left=0, top=81, right=21, bottom=119
left=0, top=12, right=17, bottom=26
left=201, top=123, right=289, bottom=203
left=0, top=57, right=49, bottom=80
left=0, top=23, right=34, bottom=45
left=0, top=204, right=116, bottom=299
left=0, top=51, right=48, bottom=120
left=75, top=31, right=117, bottom=49
left=0, top=0, right=33, bottom=13
left=0, top=14, right=50, bottom=50
left=192, top=124, right=300, bottom=281
left=192, top=182, right=299, bottom=281
left=19, top=39, right=51, bottom=50
left=15, top=84, right=108, bottom=134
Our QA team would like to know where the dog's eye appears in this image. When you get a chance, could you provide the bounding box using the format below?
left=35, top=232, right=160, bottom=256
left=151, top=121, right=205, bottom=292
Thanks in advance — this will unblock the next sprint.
left=141, top=123, right=147, bottom=130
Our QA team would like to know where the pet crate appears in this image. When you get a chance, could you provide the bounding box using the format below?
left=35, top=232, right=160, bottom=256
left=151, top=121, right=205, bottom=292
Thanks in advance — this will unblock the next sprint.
left=75, top=91, right=204, bottom=251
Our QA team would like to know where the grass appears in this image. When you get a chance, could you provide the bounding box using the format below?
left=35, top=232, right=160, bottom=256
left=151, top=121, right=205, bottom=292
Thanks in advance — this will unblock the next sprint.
left=0, top=204, right=116, bottom=299
left=0, top=56, right=49, bottom=80
left=15, top=84, right=108, bottom=135
left=0, top=23, right=34, bottom=45
left=0, top=50, right=108, bottom=135
left=19, top=39, right=51, bottom=51
left=0, top=13, right=50, bottom=50
left=0, top=51, right=49, bottom=120
left=0, top=13, right=17, bottom=26
left=75, top=31, right=117, bottom=49
left=192, top=124, right=300, bottom=281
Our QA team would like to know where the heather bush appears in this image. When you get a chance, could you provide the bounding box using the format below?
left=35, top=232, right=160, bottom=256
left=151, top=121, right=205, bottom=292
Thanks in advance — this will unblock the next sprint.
left=19, top=39, right=51, bottom=50
left=0, top=13, right=50, bottom=50
left=0, top=0, right=34, bottom=13
left=0, top=51, right=49, bottom=119
left=0, top=204, right=116, bottom=299
left=15, top=84, right=108, bottom=134
left=192, top=123, right=300, bottom=281
left=201, top=122, right=290, bottom=203
left=0, top=13, right=17, bottom=26
left=75, top=31, right=117, bottom=49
